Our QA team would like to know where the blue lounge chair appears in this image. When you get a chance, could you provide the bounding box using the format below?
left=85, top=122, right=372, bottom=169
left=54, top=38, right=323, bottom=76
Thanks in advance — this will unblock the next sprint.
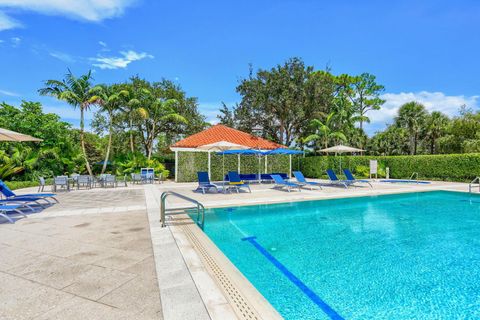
left=226, top=171, right=251, bottom=193
left=196, top=172, right=220, bottom=194
left=271, top=174, right=301, bottom=192
left=326, top=169, right=349, bottom=189
left=343, top=169, right=373, bottom=188
left=0, top=180, right=58, bottom=204
left=293, top=171, right=322, bottom=190
left=0, top=204, right=27, bottom=223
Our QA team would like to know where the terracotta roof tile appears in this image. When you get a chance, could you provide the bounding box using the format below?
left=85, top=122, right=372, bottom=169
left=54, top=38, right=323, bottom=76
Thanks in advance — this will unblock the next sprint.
left=171, top=124, right=285, bottom=150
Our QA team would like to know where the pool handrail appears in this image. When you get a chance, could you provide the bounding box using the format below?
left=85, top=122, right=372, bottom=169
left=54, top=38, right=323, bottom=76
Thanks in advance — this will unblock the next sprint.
left=469, top=176, right=480, bottom=193
left=410, top=172, right=419, bottom=183
left=160, top=191, right=205, bottom=229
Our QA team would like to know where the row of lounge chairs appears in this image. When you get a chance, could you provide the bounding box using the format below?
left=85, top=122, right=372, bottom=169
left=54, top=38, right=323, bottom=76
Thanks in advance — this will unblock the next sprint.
left=196, top=171, right=251, bottom=194
left=0, top=180, right=58, bottom=223
left=196, top=169, right=372, bottom=194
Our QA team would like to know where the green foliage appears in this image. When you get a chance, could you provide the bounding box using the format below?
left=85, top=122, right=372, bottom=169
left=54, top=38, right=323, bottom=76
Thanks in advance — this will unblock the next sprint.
left=113, top=152, right=169, bottom=177
left=5, top=180, right=40, bottom=190
left=301, top=154, right=480, bottom=181
left=395, top=101, right=428, bottom=155
left=221, top=59, right=385, bottom=150
left=0, top=102, right=82, bottom=179
left=354, top=165, right=370, bottom=178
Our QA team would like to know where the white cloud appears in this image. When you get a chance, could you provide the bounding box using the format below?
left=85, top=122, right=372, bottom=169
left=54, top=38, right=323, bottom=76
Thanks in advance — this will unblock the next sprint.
left=90, top=50, right=153, bottom=69
left=0, top=0, right=136, bottom=23
left=368, top=91, right=480, bottom=132
left=10, top=36, right=20, bottom=46
left=98, top=41, right=107, bottom=47
left=49, top=51, right=75, bottom=63
left=0, top=10, right=21, bottom=31
left=0, top=88, right=20, bottom=97
left=198, top=101, right=237, bottom=124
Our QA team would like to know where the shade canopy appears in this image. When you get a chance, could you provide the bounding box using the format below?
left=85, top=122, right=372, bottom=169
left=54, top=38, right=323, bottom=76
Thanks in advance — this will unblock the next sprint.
left=320, top=145, right=364, bottom=154
left=264, top=148, right=304, bottom=155
left=0, top=128, right=43, bottom=142
left=196, top=141, right=248, bottom=151
left=216, top=149, right=263, bottom=155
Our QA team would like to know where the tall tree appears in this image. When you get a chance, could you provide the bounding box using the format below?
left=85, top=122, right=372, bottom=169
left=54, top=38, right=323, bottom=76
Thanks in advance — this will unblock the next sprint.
left=217, top=102, right=235, bottom=127
left=90, top=84, right=128, bottom=173
left=236, top=57, right=312, bottom=146
left=39, top=70, right=95, bottom=175
left=395, top=102, right=427, bottom=155
left=123, top=77, right=150, bottom=153
left=348, top=73, right=385, bottom=130
left=141, top=97, right=187, bottom=160
left=424, top=111, right=449, bottom=154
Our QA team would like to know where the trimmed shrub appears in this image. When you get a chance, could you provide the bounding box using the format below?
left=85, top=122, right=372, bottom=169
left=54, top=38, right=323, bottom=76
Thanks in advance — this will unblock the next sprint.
left=5, top=180, right=40, bottom=190
left=300, top=153, right=480, bottom=182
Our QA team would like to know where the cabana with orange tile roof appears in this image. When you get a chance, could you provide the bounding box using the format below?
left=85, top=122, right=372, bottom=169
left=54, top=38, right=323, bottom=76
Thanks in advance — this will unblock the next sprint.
left=170, top=124, right=287, bottom=182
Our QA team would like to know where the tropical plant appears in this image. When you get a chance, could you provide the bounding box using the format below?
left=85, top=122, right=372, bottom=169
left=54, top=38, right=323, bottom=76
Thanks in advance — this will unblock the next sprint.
left=38, top=69, right=96, bottom=175
left=0, top=151, right=24, bottom=180
left=113, top=152, right=169, bottom=177
left=303, top=112, right=347, bottom=152
left=141, top=97, right=187, bottom=160
left=395, top=102, right=427, bottom=155
left=424, top=111, right=449, bottom=154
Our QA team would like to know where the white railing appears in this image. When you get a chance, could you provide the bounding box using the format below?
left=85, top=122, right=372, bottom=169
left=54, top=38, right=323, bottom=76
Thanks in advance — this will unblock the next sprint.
left=469, top=177, right=480, bottom=193
left=410, top=172, right=419, bottom=183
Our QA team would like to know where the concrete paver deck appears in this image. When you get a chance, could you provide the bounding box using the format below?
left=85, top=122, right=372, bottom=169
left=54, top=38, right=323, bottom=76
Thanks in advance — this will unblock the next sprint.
left=0, top=188, right=162, bottom=320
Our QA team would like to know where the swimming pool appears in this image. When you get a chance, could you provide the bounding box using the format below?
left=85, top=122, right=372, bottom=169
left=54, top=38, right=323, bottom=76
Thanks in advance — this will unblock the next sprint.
left=198, top=191, right=480, bottom=319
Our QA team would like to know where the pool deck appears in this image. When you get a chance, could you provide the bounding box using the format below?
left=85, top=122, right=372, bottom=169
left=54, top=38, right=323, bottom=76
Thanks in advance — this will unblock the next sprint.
left=0, top=179, right=472, bottom=320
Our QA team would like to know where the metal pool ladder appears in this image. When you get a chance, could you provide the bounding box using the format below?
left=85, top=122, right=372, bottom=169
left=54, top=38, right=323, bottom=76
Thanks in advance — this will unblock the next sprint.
left=410, top=172, right=419, bottom=183
left=469, top=177, right=480, bottom=193
left=160, top=191, right=205, bottom=229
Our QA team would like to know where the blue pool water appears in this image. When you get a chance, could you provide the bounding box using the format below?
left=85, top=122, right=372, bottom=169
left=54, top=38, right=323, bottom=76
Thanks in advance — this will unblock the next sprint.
left=198, top=191, right=480, bottom=319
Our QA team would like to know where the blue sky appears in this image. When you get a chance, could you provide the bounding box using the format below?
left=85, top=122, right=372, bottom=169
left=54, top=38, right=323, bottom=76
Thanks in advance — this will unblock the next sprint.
left=0, top=0, right=479, bottom=135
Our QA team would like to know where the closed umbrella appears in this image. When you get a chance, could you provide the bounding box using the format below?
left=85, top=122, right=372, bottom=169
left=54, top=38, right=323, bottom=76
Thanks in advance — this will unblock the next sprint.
left=0, top=128, right=43, bottom=142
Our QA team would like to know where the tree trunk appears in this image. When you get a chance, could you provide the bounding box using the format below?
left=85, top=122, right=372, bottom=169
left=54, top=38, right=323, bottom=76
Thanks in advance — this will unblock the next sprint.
left=413, top=132, right=418, bottom=155
left=101, top=114, right=113, bottom=174
left=431, top=138, right=435, bottom=154
left=147, top=123, right=156, bottom=160
left=129, top=118, right=134, bottom=153
left=80, top=107, right=93, bottom=175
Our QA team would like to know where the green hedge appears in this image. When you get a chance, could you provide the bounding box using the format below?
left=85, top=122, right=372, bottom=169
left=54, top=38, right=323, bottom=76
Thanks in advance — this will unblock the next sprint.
left=5, top=180, right=40, bottom=190
left=300, top=153, right=480, bottom=182
left=176, top=152, right=292, bottom=182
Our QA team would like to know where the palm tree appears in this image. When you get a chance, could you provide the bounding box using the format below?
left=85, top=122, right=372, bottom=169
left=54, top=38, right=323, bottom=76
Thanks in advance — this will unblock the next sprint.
left=303, top=112, right=346, bottom=152
left=39, top=70, right=95, bottom=175
left=124, top=77, right=150, bottom=153
left=395, top=101, right=427, bottom=155
left=424, top=111, right=449, bottom=154
left=142, top=98, right=187, bottom=160
left=90, top=84, right=129, bottom=174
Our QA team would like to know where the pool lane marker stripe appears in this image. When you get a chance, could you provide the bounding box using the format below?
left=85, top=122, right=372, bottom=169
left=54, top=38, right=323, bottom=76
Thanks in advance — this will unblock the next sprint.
left=241, top=236, right=345, bottom=320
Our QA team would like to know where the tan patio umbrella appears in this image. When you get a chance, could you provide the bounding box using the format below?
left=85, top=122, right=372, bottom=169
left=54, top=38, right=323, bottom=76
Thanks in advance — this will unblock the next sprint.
left=197, top=141, right=249, bottom=179
left=0, top=128, right=43, bottom=142
left=320, top=144, right=365, bottom=171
